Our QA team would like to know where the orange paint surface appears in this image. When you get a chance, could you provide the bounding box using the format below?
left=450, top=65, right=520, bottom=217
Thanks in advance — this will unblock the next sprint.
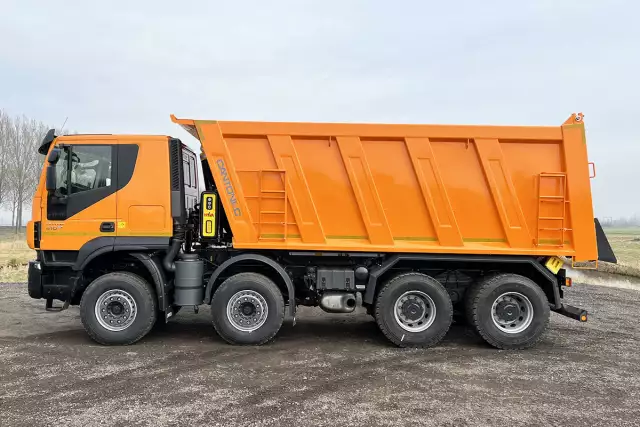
left=173, top=114, right=597, bottom=261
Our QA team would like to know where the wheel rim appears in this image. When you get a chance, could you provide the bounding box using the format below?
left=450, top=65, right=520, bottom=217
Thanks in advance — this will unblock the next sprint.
left=226, top=290, right=269, bottom=332
left=393, top=290, right=436, bottom=332
left=491, top=292, right=534, bottom=334
left=95, top=289, right=137, bottom=332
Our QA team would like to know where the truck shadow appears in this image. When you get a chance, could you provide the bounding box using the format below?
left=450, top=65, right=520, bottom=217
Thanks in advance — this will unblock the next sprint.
left=28, top=314, right=486, bottom=349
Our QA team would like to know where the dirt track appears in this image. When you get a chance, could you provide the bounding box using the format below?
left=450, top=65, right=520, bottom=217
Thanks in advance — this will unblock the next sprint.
left=1, top=282, right=640, bottom=427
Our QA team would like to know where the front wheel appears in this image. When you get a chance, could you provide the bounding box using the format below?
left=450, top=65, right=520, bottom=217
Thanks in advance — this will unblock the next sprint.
left=80, top=272, right=157, bottom=345
left=211, top=273, right=285, bottom=345
left=465, top=274, right=550, bottom=349
left=374, top=273, right=453, bottom=348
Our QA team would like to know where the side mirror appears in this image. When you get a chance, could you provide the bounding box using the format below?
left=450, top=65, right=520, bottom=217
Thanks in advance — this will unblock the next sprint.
left=46, top=164, right=57, bottom=192
left=48, top=147, right=61, bottom=164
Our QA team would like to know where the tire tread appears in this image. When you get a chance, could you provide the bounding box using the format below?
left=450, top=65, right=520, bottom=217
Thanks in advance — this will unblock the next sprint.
left=466, top=273, right=550, bottom=350
left=375, top=272, right=453, bottom=348
left=211, top=272, right=285, bottom=345
left=80, top=272, right=157, bottom=346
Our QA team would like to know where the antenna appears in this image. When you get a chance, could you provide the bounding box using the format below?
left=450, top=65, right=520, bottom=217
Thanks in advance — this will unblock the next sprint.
left=59, top=117, right=68, bottom=134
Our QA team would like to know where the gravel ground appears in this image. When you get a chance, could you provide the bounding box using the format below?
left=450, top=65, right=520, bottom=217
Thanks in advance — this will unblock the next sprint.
left=1, top=282, right=640, bottom=427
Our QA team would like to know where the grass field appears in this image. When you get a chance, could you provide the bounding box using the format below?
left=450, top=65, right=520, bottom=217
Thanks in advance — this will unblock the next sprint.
left=0, top=227, right=638, bottom=283
left=598, top=227, right=640, bottom=277
left=0, top=227, right=33, bottom=282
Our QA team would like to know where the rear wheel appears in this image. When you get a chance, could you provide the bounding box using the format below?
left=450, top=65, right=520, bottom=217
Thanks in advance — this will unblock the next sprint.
left=211, top=273, right=285, bottom=345
left=465, top=274, right=550, bottom=349
left=375, top=273, right=453, bottom=348
left=80, top=272, right=157, bottom=345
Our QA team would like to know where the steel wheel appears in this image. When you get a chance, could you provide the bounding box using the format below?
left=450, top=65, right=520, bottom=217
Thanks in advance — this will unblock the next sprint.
left=490, top=292, right=534, bottom=334
left=94, top=289, right=138, bottom=332
left=212, top=273, right=285, bottom=345
left=393, top=290, right=436, bottom=332
left=374, top=273, right=453, bottom=348
left=226, top=290, right=269, bottom=332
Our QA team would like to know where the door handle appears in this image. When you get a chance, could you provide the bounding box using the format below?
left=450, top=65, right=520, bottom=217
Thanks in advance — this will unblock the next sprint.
left=100, top=222, right=115, bottom=233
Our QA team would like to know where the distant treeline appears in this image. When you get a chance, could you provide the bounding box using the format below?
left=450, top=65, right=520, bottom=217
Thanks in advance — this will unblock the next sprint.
left=601, top=215, right=640, bottom=228
left=0, top=109, right=71, bottom=233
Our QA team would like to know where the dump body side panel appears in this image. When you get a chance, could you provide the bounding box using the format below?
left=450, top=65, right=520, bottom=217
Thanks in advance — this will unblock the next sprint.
left=174, top=116, right=598, bottom=261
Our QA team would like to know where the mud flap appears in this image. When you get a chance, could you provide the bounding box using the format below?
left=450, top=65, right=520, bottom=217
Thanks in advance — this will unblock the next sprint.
left=595, top=218, right=617, bottom=264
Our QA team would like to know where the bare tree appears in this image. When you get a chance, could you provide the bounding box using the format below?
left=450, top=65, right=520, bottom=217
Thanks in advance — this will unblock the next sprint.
left=5, top=115, right=45, bottom=232
left=0, top=110, right=12, bottom=209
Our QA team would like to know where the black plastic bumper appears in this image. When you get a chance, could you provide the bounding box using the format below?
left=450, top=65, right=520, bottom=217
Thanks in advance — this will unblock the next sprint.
left=27, top=261, right=43, bottom=299
left=27, top=261, right=78, bottom=304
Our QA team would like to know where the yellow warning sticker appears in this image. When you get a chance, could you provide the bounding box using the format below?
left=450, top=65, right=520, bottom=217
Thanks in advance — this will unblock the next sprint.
left=118, top=221, right=126, bottom=229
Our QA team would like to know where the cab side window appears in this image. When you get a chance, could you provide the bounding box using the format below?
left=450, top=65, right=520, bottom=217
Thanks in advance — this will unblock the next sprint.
left=58, top=146, right=113, bottom=195
left=47, top=144, right=121, bottom=221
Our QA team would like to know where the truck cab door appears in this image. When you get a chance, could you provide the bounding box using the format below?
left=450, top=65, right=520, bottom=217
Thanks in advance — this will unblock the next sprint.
left=39, top=142, right=118, bottom=253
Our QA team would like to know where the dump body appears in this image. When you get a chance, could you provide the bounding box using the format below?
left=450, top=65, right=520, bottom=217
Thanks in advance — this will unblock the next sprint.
left=173, top=115, right=597, bottom=261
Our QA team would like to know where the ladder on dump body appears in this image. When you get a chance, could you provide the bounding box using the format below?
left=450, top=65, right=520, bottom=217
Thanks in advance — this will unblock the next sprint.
left=536, top=172, right=568, bottom=247
left=258, top=170, right=287, bottom=241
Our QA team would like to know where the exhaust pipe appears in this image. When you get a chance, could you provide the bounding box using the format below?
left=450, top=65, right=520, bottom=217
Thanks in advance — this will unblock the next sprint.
left=163, top=222, right=185, bottom=272
left=319, top=292, right=357, bottom=313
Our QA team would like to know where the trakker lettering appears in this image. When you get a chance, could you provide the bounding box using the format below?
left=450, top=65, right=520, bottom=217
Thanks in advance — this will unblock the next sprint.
left=216, top=159, right=241, bottom=216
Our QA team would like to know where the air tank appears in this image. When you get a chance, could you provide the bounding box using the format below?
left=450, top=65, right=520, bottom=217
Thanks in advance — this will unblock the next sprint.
left=173, top=253, right=204, bottom=306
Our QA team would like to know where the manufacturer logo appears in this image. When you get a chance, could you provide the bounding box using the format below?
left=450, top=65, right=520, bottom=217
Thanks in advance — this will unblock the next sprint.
left=216, top=159, right=242, bottom=217
left=45, top=223, right=64, bottom=231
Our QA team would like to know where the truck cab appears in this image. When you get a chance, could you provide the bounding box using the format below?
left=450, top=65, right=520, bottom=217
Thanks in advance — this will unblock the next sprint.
left=27, top=131, right=198, bottom=310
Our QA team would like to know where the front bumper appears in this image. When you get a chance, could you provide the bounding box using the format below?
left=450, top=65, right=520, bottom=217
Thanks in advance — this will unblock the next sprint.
left=27, top=261, right=43, bottom=299
left=27, top=261, right=78, bottom=304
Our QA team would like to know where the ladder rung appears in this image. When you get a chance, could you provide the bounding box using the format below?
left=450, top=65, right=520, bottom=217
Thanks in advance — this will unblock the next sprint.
left=261, top=190, right=285, bottom=194
left=539, top=199, right=568, bottom=203
left=260, top=221, right=285, bottom=225
left=539, top=195, right=564, bottom=199
left=261, top=211, right=286, bottom=215
left=539, top=217, right=564, bottom=220
left=538, top=228, right=565, bottom=231
left=540, top=173, right=566, bottom=177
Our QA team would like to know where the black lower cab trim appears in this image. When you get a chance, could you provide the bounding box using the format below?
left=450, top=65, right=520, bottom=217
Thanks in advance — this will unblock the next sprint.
left=28, top=261, right=80, bottom=303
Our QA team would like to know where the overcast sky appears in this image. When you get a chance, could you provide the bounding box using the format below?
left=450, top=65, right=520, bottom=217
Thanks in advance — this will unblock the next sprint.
left=1, top=0, right=638, bottom=220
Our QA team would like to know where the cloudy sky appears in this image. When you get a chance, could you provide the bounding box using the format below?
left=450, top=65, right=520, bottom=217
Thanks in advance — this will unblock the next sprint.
left=1, top=0, right=638, bottom=219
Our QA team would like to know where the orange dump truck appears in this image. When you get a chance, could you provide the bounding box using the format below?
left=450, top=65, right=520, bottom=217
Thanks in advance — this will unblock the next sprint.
left=26, top=114, right=616, bottom=349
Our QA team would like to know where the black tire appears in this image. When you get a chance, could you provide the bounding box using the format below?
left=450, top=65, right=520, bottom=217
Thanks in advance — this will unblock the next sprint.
left=80, top=272, right=157, bottom=345
left=374, top=273, right=453, bottom=348
left=465, top=274, right=550, bottom=350
left=211, top=273, right=285, bottom=345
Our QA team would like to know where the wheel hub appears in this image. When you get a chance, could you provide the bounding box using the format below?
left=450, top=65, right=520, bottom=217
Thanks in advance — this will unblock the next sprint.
left=491, top=292, right=534, bottom=334
left=227, top=290, right=269, bottom=332
left=401, top=300, right=425, bottom=322
left=394, top=291, right=436, bottom=332
left=94, top=289, right=137, bottom=332
left=241, top=302, right=256, bottom=316
left=495, top=301, right=520, bottom=323
left=109, top=302, right=124, bottom=316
